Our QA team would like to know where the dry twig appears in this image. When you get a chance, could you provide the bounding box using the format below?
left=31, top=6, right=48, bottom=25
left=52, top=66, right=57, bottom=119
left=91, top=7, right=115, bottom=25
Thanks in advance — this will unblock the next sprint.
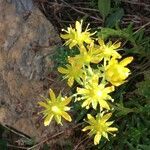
left=27, top=123, right=83, bottom=150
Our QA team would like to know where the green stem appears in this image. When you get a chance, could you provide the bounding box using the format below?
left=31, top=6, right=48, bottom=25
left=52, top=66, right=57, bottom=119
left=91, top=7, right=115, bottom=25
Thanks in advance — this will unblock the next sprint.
left=102, top=58, right=107, bottom=83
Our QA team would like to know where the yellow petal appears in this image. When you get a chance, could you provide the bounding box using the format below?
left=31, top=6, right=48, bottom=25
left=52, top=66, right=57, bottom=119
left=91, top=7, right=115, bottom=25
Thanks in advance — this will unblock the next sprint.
left=120, top=57, right=133, bottom=66
left=38, top=101, right=48, bottom=108
left=62, top=97, right=72, bottom=105
left=106, top=121, right=114, bottom=126
left=94, top=133, right=101, bottom=145
left=102, top=113, right=112, bottom=122
left=99, top=100, right=110, bottom=110
left=102, top=132, right=109, bottom=140
left=105, top=86, right=115, bottom=93
left=87, top=114, right=95, bottom=123
left=65, top=39, right=72, bottom=46
left=64, top=106, right=70, bottom=111
left=82, top=126, right=92, bottom=132
left=44, top=114, right=54, bottom=126
left=77, top=87, right=88, bottom=95
left=55, top=115, right=62, bottom=125
left=61, top=111, right=72, bottom=122
left=79, top=45, right=87, bottom=53
left=107, top=127, right=118, bottom=132
left=92, top=100, right=98, bottom=110
left=49, top=89, right=56, bottom=101
left=69, top=40, right=77, bottom=49
left=68, top=77, right=74, bottom=87
left=113, top=42, right=121, bottom=49
left=98, top=39, right=104, bottom=46
left=60, top=34, right=70, bottom=39
left=82, top=99, right=91, bottom=108
left=111, top=80, right=124, bottom=86
left=83, top=35, right=92, bottom=44
left=58, top=67, right=68, bottom=74
left=75, top=20, right=82, bottom=33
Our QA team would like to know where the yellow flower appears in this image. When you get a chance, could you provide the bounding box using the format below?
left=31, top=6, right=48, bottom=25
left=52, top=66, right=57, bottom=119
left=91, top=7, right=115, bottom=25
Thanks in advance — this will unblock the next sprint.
left=105, top=57, right=133, bottom=86
left=82, top=113, right=118, bottom=145
left=68, top=45, right=101, bottom=67
left=38, top=89, right=72, bottom=126
left=77, top=75, right=114, bottom=110
left=60, top=20, right=94, bottom=49
left=58, top=62, right=84, bottom=87
left=80, top=44, right=105, bottom=64
left=98, top=39, right=122, bottom=60
left=68, top=55, right=84, bottom=68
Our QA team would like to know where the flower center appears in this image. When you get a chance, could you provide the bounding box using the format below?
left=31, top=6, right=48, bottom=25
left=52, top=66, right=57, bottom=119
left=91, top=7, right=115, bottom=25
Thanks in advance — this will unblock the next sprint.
left=51, top=106, right=60, bottom=114
left=97, top=90, right=102, bottom=97
left=92, top=87, right=102, bottom=98
left=95, top=123, right=107, bottom=133
left=90, top=87, right=103, bottom=99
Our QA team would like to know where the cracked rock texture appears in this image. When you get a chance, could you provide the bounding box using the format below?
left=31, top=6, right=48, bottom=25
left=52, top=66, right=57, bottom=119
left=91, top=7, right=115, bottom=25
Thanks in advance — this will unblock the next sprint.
left=0, top=0, right=62, bottom=140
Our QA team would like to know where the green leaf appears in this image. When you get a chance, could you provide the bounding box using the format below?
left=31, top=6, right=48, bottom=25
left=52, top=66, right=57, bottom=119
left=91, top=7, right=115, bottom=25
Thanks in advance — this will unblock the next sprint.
left=114, top=103, right=135, bottom=117
left=138, top=144, right=150, bottom=150
left=97, top=25, right=136, bottom=46
left=98, top=0, right=111, bottom=19
left=75, top=108, right=88, bottom=123
left=136, top=72, right=150, bottom=99
left=125, top=141, right=136, bottom=150
left=105, top=8, right=124, bottom=28
left=23, top=138, right=35, bottom=146
left=0, top=125, right=5, bottom=134
left=43, top=144, right=51, bottom=150
left=0, top=140, right=7, bottom=150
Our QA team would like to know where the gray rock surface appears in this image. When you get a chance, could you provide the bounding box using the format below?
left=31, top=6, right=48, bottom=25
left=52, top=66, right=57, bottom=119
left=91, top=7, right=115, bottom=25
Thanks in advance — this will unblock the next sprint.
left=7, top=0, right=34, bottom=14
left=0, top=0, right=63, bottom=140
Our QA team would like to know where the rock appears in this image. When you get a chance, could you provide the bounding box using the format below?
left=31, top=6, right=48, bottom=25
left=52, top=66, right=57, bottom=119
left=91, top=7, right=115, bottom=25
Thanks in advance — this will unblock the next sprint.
left=0, top=108, right=10, bottom=123
left=0, top=0, right=63, bottom=141
left=7, top=0, right=34, bottom=14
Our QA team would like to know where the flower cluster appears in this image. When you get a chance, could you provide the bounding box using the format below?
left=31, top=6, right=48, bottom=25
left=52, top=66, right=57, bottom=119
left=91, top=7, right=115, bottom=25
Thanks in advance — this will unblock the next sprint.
left=38, top=20, right=133, bottom=145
